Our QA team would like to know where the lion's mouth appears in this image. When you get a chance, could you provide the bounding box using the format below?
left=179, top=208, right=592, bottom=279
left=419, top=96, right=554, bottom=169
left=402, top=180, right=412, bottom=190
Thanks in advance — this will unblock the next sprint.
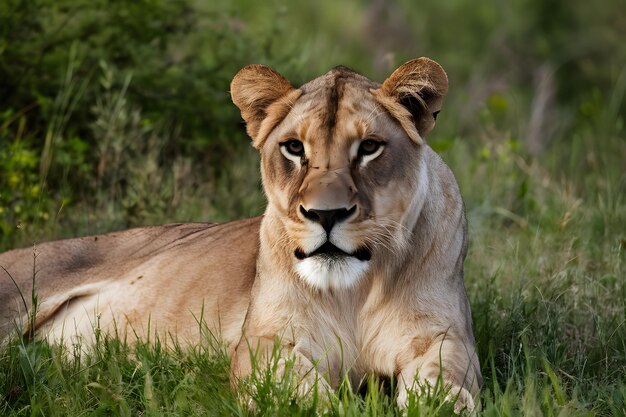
left=294, top=242, right=371, bottom=261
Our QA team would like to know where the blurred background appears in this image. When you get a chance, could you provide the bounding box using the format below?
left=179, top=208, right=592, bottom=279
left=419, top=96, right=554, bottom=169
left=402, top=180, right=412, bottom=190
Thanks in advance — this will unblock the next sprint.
left=1, top=1, right=625, bottom=413
left=0, top=0, right=623, bottom=248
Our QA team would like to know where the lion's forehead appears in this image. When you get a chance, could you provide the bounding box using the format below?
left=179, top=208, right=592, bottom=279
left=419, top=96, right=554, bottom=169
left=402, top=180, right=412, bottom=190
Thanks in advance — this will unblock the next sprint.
left=300, top=78, right=379, bottom=117
left=263, top=66, right=417, bottom=186
left=283, top=72, right=389, bottom=148
left=299, top=65, right=380, bottom=95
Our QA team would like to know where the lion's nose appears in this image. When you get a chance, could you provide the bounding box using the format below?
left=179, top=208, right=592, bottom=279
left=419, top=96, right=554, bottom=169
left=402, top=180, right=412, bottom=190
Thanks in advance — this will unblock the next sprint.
left=300, top=205, right=356, bottom=234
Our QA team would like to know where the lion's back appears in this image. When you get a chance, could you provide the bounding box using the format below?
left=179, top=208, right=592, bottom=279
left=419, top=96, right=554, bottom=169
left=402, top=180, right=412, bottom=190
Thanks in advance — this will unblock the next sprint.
left=0, top=217, right=261, bottom=344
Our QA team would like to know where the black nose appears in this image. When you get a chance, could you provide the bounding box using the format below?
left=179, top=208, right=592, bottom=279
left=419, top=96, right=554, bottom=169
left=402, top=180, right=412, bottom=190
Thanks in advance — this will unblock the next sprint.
left=300, top=205, right=356, bottom=234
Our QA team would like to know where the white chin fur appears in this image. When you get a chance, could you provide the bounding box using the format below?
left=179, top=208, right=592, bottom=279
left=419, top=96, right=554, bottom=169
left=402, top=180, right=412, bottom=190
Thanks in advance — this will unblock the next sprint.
left=295, top=256, right=369, bottom=290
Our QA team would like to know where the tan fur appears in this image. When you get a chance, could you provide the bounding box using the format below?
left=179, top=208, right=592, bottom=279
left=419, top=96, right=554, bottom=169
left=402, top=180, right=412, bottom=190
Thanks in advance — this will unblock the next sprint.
left=0, top=58, right=481, bottom=412
left=230, top=64, right=296, bottom=141
left=0, top=221, right=259, bottom=349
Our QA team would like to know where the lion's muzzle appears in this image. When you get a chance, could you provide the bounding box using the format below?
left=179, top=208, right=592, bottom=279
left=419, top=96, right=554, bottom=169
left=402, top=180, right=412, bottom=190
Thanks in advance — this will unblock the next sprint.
left=298, top=166, right=358, bottom=214
left=299, top=205, right=356, bottom=234
left=294, top=241, right=371, bottom=261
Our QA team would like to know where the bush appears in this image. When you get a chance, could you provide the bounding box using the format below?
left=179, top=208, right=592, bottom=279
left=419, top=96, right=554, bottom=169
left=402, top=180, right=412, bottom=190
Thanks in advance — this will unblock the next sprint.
left=0, top=0, right=291, bottom=247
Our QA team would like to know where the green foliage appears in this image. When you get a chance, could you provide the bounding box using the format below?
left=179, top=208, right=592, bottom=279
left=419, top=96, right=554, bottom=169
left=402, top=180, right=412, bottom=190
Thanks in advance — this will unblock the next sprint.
left=0, top=0, right=280, bottom=246
left=0, top=0, right=625, bottom=415
left=1, top=0, right=624, bottom=247
left=0, top=114, right=48, bottom=239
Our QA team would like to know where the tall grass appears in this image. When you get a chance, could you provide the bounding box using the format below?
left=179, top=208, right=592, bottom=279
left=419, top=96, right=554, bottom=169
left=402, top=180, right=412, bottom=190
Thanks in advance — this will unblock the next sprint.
left=1, top=107, right=624, bottom=415
left=1, top=0, right=625, bottom=415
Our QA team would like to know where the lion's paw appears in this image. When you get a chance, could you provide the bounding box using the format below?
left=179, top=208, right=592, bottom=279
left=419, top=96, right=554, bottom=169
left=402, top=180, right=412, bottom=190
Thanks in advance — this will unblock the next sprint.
left=397, top=383, right=476, bottom=415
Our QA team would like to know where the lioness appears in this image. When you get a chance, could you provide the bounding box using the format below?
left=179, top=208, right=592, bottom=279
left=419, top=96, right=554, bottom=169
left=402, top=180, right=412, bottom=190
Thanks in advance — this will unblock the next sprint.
left=0, top=58, right=481, bottom=411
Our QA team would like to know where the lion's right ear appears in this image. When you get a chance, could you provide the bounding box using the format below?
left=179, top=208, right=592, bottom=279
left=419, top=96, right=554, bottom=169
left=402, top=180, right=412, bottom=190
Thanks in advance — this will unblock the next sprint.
left=373, top=57, right=448, bottom=145
left=230, top=64, right=300, bottom=148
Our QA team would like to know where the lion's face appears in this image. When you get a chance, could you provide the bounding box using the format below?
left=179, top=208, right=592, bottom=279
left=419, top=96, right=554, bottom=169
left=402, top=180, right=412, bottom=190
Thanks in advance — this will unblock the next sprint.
left=260, top=71, right=427, bottom=289
left=231, top=59, right=448, bottom=290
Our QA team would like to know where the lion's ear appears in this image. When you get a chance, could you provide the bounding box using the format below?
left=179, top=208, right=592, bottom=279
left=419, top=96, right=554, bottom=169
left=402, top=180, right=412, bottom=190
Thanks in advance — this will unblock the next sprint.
left=230, top=64, right=297, bottom=146
left=375, top=57, right=448, bottom=144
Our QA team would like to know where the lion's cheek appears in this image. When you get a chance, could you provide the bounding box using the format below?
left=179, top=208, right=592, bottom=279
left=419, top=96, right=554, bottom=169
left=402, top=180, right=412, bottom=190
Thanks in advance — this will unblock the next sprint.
left=262, top=173, right=295, bottom=217
left=371, top=183, right=410, bottom=223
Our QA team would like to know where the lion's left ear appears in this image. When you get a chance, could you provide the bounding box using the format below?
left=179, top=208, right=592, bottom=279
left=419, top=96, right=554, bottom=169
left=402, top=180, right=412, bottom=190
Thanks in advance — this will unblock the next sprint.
left=374, top=57, right=448, bottom=145
left=231, top=64, right=300, bottom=147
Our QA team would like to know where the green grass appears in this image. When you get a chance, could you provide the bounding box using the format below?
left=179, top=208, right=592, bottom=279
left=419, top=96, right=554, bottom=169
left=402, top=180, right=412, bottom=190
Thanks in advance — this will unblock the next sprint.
left=1, top=0, right=625, bottom=415
left=1, top=126, right=624, bottom=416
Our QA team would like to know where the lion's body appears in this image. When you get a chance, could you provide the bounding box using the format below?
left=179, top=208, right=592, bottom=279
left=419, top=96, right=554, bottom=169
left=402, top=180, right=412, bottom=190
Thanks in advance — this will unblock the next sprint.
left=236, top=145, right=478, bottom=390
left=0, top=219, right=259, bottom=348
left=0, top=58, right=481, bottom=411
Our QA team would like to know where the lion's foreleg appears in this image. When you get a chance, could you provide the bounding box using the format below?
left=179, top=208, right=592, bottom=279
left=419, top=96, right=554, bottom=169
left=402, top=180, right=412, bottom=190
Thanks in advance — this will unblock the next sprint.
left=231, top=334, right=332, bottom=403
left=396, top=332, right=480, bottom=413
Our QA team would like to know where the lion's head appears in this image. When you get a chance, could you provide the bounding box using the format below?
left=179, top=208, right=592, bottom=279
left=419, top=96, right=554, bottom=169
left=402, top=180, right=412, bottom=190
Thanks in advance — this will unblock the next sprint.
left=231, top=58, right=448, bottom=290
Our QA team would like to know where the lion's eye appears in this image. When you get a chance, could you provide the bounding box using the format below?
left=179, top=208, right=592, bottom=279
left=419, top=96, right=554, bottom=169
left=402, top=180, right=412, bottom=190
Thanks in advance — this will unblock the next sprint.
left=358, top=139, right=383, bottom=157
left=281, top=139, right=304, bottom=157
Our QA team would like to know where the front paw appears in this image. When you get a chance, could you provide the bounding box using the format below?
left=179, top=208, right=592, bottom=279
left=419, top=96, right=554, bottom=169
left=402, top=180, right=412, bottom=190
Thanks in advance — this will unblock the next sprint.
left=397, top=382, right=476, bottom=415
left=447, top=386, right=475, bottom=415
left=238, top=356, right=333, bottom=411
left=275, top=357, right=333, bottom=403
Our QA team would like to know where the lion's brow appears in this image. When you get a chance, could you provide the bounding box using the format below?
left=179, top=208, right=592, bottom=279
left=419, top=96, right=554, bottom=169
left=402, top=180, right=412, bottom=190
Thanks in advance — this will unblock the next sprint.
left=324, top=73, right=348, bottom=136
